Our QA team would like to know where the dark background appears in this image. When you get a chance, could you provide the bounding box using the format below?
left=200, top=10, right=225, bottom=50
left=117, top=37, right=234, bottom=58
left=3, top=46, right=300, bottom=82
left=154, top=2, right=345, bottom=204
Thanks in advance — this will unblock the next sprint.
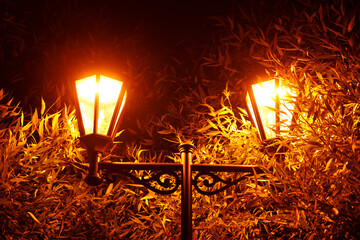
left=0, top=0, right=236, bottom=108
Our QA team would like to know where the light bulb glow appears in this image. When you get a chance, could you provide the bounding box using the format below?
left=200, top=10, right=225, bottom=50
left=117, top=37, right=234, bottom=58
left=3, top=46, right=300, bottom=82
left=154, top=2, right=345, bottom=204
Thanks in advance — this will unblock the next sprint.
left=75, top=74, right=125, bottom=136
left=247, top=79, right=294, bottom=139
left=97, top=75, right=123, bottom=135
left=76, top=75, right=97, bottom=134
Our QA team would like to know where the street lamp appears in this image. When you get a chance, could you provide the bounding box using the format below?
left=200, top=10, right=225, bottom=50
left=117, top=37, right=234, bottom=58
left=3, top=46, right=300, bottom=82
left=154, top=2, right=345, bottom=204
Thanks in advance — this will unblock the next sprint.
left=74, top=73, right=264, bottom=240
left=74, top=74, right=127, bottom=185
left=246, top=77, right=294, bottom=143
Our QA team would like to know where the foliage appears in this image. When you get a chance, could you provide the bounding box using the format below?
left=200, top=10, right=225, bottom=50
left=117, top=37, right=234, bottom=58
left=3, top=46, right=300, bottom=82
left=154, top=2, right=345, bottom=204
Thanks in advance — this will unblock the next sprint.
left=154, top=0, right=360, bottom=239
left=2, top=0, right=360, bottom=239
left=167, top=0, right=360, bottom=239
left=0, top=91, right=182, bottom=239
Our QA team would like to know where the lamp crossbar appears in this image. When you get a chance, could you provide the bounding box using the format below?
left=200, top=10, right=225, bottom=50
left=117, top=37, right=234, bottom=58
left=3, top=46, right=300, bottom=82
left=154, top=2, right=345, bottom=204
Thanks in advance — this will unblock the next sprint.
left=96, top=146, right=264, bottom=240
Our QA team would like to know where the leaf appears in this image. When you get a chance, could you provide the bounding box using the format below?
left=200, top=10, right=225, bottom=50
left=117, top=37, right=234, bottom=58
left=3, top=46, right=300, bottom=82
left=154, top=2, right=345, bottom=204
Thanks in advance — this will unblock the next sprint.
left=348, top=15, right=355, bottom=32
left=38, top=119, right=44, bottom=139
left=332, top=207, right=339, bottom=216
left=316, top=72, right=324, bottom=83
left=140, top=192, right=156, bottom=201
left=32, top=109, right=39, bottom=126
left=41, top=98, right=46, bottom=115
left=21, top=112, right=24, bottom=126
left=141, top=139, right=154, bottom=146
left=295, top=208, right=300, bottom=225
left=105, top=183, right=113, bottom=195
left=206, top=119, right=219, bottom=130
left=206, top=131, right=221, bottom=136
left=52, top=113, right=59, bottom=133
left=325, top=158, right=332, bottom=171
left=157, top=129, right=172, bottom=135
left=115, top=130, right=124, bottom=138
left=22, top=122, right=32, bottom=132
left=27, top=212, right=41, bottom=224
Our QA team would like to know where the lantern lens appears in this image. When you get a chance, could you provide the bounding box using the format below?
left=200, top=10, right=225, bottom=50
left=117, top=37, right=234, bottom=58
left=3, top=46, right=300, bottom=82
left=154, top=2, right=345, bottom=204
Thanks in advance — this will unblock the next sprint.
left=98, top=76, right=123, bottom=135
left=75, top=75, right=125, bottom=136
left=76, top=75, right=97, bottom=135
left=247, top=79, right=294, bottom=139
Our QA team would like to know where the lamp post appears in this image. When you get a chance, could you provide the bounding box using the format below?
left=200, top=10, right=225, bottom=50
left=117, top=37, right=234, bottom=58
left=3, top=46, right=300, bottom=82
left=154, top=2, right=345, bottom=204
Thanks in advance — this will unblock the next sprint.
left=74, top=74, right=127, bottom=185
left=74, top=74, right=264, bottom=240
left=246, top=77, right=294, bottom=152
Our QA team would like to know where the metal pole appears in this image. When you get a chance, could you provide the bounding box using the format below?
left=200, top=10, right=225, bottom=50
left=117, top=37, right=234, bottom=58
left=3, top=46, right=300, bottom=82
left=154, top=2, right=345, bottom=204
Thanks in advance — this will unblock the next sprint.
left=179, top=143, right=195, bottom=240
left=84, top=149, right=103, bottom=186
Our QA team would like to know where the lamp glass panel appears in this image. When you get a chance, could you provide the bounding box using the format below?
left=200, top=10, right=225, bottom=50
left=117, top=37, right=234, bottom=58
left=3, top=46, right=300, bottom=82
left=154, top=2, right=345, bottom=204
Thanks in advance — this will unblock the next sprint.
left=97, top=75, right=123, bottom=135
left=246, top=92, right=260, bottom=132
left=109, top=92, right=127, bottom=137
left=249, top=79, right=294, bottom=139
left=75, top=75, right=97, bottom=135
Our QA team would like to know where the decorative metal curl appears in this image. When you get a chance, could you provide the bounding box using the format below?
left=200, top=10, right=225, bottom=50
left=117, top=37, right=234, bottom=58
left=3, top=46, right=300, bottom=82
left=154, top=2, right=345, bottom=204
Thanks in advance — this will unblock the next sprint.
left=111, top=170, right=181, bottom=195
left=193, top=171, right=250, bottom=195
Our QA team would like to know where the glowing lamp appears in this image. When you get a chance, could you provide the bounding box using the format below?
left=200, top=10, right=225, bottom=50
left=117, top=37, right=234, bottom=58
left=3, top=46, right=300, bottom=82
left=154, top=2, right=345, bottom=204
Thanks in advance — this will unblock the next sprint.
left=74, top=74, right=127, bottom=185
left=246, top=78, right=294, bottom=142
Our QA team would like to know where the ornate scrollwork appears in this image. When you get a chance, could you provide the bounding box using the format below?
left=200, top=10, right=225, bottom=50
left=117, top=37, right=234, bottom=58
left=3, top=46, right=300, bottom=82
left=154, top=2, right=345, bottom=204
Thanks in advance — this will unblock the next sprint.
left=193, top=171, right=251, bottom=195
left=109, top=170, right=181, bottom=195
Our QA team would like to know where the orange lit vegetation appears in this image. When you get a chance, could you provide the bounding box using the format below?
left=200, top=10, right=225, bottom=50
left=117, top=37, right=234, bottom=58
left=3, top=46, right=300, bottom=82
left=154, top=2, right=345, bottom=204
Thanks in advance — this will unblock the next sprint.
left=1, top=0, right=360, bottom=239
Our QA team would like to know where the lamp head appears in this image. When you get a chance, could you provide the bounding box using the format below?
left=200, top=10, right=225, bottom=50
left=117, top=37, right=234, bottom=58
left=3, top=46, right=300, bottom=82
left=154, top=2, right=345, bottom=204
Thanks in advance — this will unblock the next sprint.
left=74, top=74, right=127, bottom=152
left=246, top=77, right=294, bottom=142
left=74, top=73, right=127, bottom=186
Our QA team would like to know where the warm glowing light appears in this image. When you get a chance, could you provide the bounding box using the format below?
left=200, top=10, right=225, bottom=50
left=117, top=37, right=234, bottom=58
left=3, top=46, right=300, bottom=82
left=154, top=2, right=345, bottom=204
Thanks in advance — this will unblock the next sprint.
left=247, top=79, right=294, bottom=139
left=76, top=75, right=97, bottom=134
left=97, top=76, right=123, bottom=135
left=75, top=75, right=126, bottom=136
left=109, top=92, right=127, bottom=137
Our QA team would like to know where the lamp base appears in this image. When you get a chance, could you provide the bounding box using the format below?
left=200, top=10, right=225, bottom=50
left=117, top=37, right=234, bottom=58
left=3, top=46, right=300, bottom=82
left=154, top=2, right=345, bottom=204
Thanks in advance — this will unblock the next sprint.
left=85, top=174, right=103, bottom=186
left=84, top=149, right=103, bottom=186
left=80, top=134, right=113, bottom=153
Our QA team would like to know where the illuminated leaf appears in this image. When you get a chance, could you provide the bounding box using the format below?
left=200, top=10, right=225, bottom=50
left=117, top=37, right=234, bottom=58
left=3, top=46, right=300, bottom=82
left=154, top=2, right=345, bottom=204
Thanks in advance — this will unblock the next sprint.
left=348, top=15, right=355, bottom=32
left=105, top=183, right=113, bottom=195
left=41, top=98, right=46, bottom=116
left=32, top=109, right=39, bottom=126
left=27, top=212, right=41, bottom=224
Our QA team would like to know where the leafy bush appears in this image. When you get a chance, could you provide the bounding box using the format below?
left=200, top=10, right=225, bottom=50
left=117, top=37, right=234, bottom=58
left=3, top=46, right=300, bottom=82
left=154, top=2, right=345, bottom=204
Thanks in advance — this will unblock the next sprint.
left=2, top=0, right=360, bottom=239
left=155, top=0, right=360, bottom=239
left=0, top=91, right=183, bottom=239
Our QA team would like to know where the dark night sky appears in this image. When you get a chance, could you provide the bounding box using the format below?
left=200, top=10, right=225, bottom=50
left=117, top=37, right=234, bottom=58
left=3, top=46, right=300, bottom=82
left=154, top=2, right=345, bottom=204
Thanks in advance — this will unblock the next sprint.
left=101, top=1, right=233, bottom=50
left=0, top=0, right=236, bottom=106
left=125, top=1, right=233, bottom=51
